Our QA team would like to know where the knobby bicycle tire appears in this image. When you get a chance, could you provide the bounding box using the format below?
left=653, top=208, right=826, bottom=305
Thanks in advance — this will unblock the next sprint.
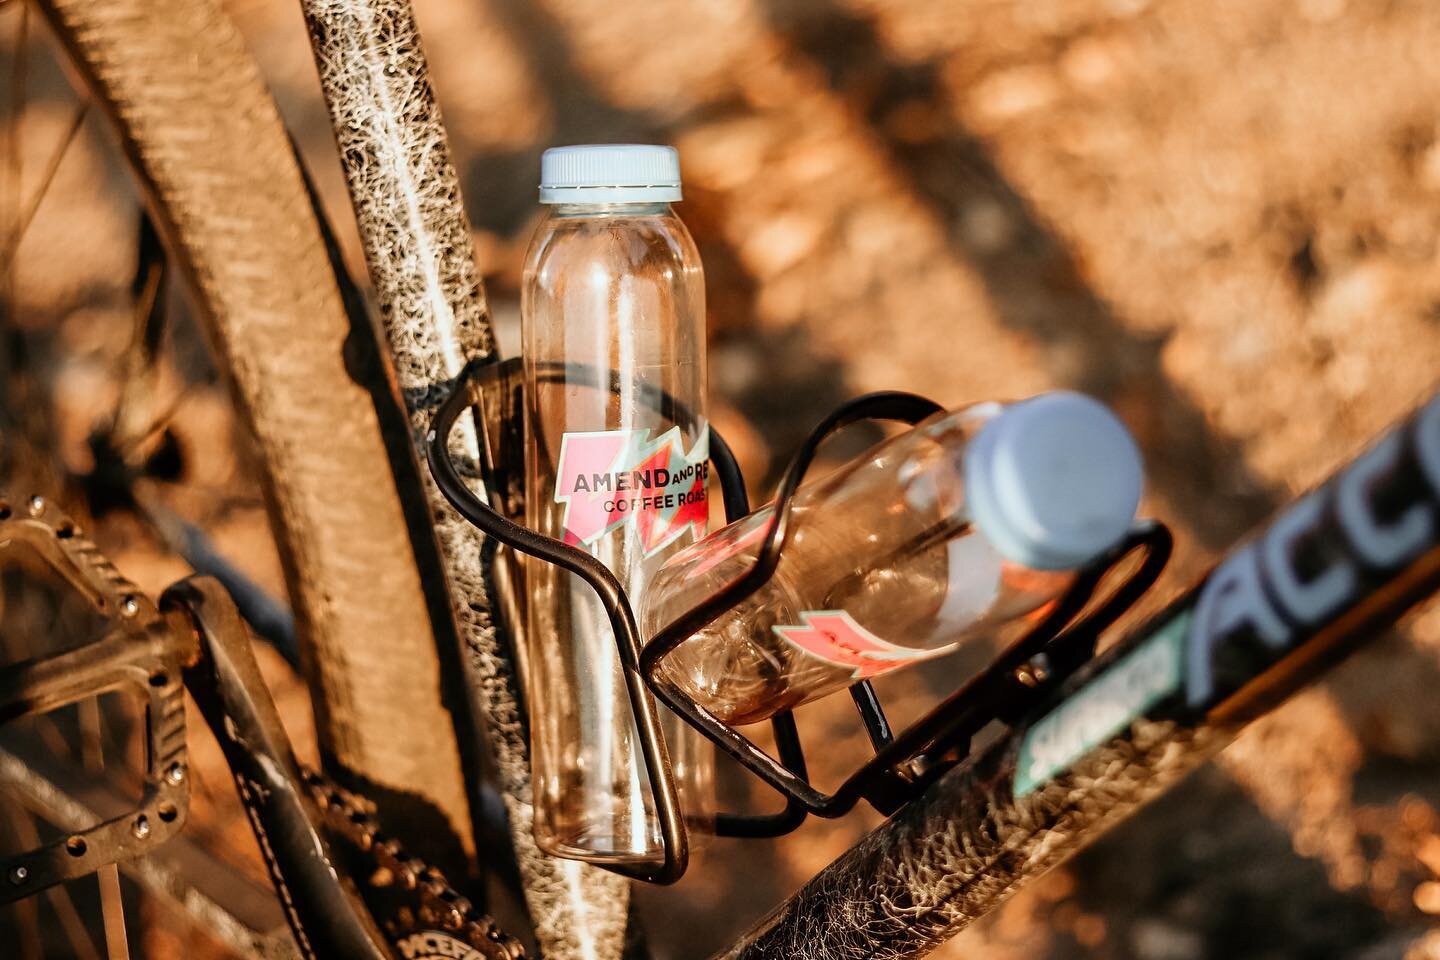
left=32, top=0, right=477, bottom=870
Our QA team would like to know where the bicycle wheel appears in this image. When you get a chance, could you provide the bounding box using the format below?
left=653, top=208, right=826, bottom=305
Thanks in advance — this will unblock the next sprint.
left=24, top=0, right=475, bottom=873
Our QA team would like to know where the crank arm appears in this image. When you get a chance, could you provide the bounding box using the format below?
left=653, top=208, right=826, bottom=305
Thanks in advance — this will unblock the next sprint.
left=164, top=576, right=397, bottom=960
left=166, top=576, right=526, bottom=960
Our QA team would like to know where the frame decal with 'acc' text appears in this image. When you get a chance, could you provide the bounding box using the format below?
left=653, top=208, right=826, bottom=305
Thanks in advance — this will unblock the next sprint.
left=1016, top=392, right=1440, bottom=799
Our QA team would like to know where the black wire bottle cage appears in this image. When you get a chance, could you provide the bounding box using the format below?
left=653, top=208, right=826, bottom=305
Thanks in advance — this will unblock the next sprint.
left=428, top=357, right=1172, bottom=883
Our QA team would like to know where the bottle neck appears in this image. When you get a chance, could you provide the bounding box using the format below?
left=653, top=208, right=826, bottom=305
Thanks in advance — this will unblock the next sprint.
left=546, top=201, right=673, bottom=218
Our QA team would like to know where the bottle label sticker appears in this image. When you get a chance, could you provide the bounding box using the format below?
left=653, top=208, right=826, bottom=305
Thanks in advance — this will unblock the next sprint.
left=555, top=425, right=709, bottom=557
left=772, top=610, right=953, bottom=680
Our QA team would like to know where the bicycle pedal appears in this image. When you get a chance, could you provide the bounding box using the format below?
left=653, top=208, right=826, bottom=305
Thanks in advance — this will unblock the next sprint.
left=0, top=493, right=193, bottom=903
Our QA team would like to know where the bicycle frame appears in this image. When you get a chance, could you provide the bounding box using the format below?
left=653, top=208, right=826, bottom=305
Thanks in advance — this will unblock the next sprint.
left=9, top=0, right=1436, bottom=953
left=720, top=389, right=1440, bottom=959
left=288, top=0, right=1440, bottom=951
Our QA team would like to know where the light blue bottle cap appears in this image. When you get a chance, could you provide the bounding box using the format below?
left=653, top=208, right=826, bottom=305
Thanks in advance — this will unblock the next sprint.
left=963, top=391, right=1143, bottom=571
left=540, top=144, right=682, bottom=204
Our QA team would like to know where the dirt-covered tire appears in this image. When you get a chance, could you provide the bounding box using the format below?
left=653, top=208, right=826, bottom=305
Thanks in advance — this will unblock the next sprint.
left=32, top=0, right=475, bottom=857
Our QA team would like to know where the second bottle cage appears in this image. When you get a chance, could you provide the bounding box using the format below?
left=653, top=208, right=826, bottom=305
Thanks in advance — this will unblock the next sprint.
left=428, top=356, right=1173, bottom=884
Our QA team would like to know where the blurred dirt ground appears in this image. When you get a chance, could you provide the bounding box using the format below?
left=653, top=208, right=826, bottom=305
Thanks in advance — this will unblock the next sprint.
left=3, top=0, right=1440, bottom=957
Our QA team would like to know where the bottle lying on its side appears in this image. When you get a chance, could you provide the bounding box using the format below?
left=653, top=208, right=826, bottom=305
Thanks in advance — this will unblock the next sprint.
left=641, top=392, right=1145, bottom=726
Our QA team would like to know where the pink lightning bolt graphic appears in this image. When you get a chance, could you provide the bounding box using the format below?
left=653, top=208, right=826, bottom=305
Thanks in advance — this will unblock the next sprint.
left=651, top=474, right=708, bottom=551
left=772, top=611, right=953, bottom=680
left=631, top=442, right=687, bottom=550
left=553, top=430, right=632, bottom=547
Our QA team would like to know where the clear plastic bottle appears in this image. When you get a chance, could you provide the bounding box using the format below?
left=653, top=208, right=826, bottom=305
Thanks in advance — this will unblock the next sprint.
left=522, top=144, right=713, bottom=864
left=641, top=392, right=1144, bottom=726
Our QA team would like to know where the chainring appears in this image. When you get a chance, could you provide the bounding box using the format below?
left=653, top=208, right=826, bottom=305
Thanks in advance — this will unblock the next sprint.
left=303, top=769, right=526, bottom=959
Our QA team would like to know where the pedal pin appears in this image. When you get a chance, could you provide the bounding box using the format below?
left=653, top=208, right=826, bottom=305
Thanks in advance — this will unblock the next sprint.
left=132, top=815, right=151, bottom=840
left=26, top=495, right=44, bottom=516
left=1015, top=654, right=1051, bottom=688
left=7, top=865, right=28, bottom=886
left=165, top=762, right=186, bottom=785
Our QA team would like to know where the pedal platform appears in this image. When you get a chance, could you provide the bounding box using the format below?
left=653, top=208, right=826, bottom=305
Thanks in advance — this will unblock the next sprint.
left=0, top=493, right=193, bottom=903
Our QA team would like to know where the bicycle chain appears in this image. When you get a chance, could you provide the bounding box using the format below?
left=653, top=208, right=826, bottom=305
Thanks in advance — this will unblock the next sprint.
left=299, top=767, right=527, bottom=960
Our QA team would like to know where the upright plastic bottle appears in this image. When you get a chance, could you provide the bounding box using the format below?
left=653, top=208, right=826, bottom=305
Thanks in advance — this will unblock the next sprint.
left=641, top=392, right=1144, bottom=725
left=522, top=144, right=713, bottom=863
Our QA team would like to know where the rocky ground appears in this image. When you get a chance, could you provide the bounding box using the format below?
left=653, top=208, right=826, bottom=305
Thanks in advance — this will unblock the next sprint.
left=3, top=0, right=1440, bottom=956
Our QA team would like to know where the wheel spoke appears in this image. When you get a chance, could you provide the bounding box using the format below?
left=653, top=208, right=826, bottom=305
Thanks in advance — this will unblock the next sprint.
left=0, top=98, right=89, bottom=275
left=111, top=215, right=168, bottom=448
left=3, top=799, right=103, bottom=960
left=115, top=382, right=195, bottom=458
left=0, top=797, right=44, bottom=960
left=3, top=0, right=26, bottom=318
left=82, top=625, right=133, bottom=960
left=45, top=879, right=104, bottom=960
left=98, top=864, right=131, bottom=960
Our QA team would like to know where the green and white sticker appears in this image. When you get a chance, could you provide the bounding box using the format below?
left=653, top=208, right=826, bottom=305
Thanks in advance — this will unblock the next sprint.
left=1014, top=611, right=1190, bottom=798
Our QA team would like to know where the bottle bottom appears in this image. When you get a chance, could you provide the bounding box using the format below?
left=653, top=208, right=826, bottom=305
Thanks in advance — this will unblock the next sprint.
left=531, top=707, right=716, bottom=864
left=534, top=817, right=713, bottom=865
left=674, top=674, right=808, bottom=726
left=534, top=826, right=663, bottom=865
left=661, top=632, right=812, bottom=726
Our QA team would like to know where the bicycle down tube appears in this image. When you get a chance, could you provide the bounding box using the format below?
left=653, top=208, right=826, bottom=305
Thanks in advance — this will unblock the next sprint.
left=719, top=389, right=1440, bottom=960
